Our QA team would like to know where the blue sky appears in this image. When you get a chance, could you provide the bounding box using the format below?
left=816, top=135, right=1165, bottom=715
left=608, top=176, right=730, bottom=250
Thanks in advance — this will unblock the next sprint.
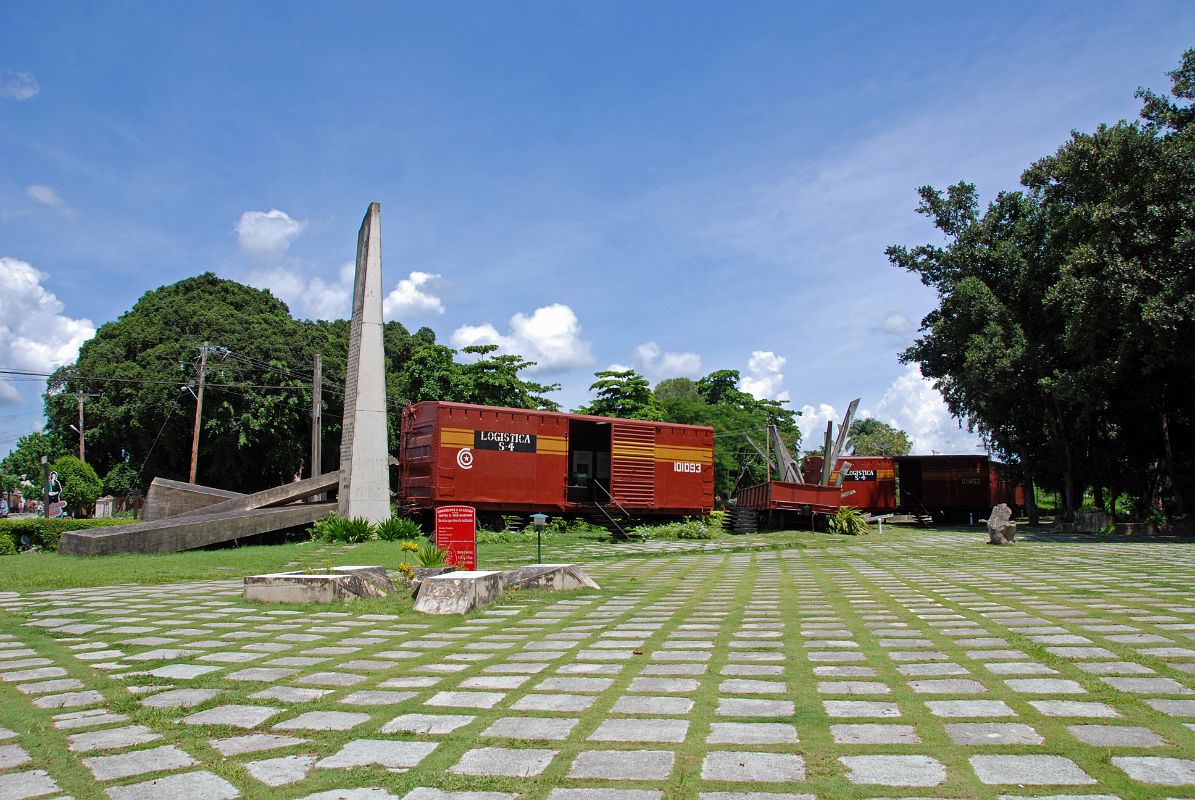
left=1, top=2, right=1191, bottom=455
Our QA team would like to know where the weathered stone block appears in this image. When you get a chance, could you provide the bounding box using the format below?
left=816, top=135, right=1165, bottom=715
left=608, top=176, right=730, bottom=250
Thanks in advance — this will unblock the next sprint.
left=415, top=571, right=504, bottom=615
left=244, top=566, right=395, bottom=604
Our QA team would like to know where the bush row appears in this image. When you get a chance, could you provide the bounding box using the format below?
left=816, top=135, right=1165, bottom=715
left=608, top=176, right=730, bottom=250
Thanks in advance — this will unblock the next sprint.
left=308, top=513, right=423, bottom=544
left=0, top=517, right=132, bottom=552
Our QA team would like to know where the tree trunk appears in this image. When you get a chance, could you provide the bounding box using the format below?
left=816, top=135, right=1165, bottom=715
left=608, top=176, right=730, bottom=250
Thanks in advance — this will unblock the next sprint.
left=1024, top=474, right=1039, bottom=526
left=1161, top=408, right=1185, bottom=518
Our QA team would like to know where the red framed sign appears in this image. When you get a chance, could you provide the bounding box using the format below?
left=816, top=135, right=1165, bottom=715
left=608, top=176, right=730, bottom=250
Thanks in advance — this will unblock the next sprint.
left=434, top=505, right=477, bottom=570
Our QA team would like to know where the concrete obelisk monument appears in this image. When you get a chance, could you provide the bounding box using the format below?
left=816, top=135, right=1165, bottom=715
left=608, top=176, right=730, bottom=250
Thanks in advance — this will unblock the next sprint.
left=338, top=202, right=391, bottom=523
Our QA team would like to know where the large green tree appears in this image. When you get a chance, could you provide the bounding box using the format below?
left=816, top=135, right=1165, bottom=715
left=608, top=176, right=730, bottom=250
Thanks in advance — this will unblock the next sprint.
left=888, top=50, right=1195, bottom=519
left=848, top=419, right=912, bottom=456
left=1, top=431, right=69, bottom=484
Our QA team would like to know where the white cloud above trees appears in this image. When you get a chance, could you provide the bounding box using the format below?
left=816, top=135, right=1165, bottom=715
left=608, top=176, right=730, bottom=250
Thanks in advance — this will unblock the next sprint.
left=452, top=303, right=595, bottom=373
left=234, top=209, right=306, bottom=260
left=0, top=257, right=95, bottom=404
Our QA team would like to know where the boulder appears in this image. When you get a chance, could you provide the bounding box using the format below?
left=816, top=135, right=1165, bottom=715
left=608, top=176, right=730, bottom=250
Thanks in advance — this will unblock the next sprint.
left=986, top=503, right=1017, bottom=546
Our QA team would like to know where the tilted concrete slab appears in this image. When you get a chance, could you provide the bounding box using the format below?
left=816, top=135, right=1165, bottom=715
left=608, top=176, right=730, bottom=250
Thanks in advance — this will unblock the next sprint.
left=500, top=564, right=600, bottom=591
left=414, top=571, right=504, bottom=615
left=172, top=472, right=341, bottom=518
left=244, top=566, right=396, bottom=604
left=142, top=478, right=245, bottom=521
left=59, top=503, right=335, bottom=556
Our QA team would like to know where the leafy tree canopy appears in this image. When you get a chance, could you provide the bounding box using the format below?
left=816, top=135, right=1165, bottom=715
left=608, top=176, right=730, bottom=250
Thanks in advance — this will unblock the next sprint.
left=50, top=455, right=102, bottom=516
left=1, top=432, right=69, bottom=483
left=847, top=419, right=911, bottom=456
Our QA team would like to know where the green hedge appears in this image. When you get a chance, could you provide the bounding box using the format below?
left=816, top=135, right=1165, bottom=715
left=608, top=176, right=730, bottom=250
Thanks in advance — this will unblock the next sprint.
left=0, top=517, right=134, bottom=552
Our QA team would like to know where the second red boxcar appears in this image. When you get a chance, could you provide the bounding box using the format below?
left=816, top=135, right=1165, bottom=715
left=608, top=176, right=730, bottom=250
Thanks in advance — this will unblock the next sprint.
left=801, top=455, right=896, bottom=513
left=398, top=401, right=714, bottom=517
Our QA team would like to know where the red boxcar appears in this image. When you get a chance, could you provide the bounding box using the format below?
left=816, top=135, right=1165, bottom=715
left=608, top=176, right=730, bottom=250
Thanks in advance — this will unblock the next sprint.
left=801, top=455, right=897, bottom=513
left=398, top=401, right=714, bottom=516
left=736, top=481, right=843, bottom=515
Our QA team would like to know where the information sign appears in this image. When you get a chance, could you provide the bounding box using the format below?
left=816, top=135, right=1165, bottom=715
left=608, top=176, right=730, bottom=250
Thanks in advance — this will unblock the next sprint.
left=435, top=505, right=477, bottom=570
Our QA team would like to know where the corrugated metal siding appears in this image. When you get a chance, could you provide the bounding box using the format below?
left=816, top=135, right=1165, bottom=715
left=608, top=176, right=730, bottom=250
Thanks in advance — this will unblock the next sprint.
left=611, top=422, right=656, bottom=507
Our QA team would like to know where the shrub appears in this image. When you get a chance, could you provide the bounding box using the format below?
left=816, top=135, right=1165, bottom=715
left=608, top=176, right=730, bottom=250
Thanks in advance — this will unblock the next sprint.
left=308, top=513, right=376, bottom=543
left=630, top=519, right=717, bottom=540
left=707, top=509, right=728, bottom=531
left=0, top=517, right=131, bottom=552
left=377, top=516, right=422, bottom=541
left=399, top=539, right=420, bottom=553
left=828, top=506, right=869, bottom=536
left=416, top=541, right=448, bottom=566
left=0, top=533, right=15, bottom=555
left=50, top=456, right=103, bottom=516
left=103, top=463, right=139, bottom=497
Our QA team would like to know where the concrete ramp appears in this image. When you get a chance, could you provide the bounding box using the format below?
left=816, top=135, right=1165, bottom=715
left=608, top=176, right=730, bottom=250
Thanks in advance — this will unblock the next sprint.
left=173, top=471, right=341, bottom=518
left=59, top=502, right=334, bottom=556
left=142, top=478, right=244, bottom=521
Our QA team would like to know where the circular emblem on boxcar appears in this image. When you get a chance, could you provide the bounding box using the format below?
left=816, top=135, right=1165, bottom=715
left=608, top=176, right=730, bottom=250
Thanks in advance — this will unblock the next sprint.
left=456, top=448, right=474, bottom=469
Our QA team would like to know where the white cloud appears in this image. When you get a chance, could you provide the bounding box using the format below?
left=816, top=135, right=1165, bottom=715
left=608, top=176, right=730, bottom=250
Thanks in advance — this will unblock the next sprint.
left=872, top=363, right=986, bottom=454
left=0, top=70, right=39, bottom=101
left=451, top=303, right=594, bottom=373
left=247, top=262, right=352, bottom=321
left=875, top=311, right=915, bottom=336
left=383, top=271, right=444, bottom=319
left=234, top=209, right=306, bottom=260
left=739, top=350, right=789, bottom=402
left=631, top=341, right=702, bottom=378
left=25, top=185, right=75, bottom=218
left=0, top=257, right=95, bottom=404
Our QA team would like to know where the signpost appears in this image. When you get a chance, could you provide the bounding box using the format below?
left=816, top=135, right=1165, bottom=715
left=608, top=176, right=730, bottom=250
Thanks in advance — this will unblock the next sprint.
left=531, top=513, right=548, bottom=563
left=435, top=505, right=477, bottom=570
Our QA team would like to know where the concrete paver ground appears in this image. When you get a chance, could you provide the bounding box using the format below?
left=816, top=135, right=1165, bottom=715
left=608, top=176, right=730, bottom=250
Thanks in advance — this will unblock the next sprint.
left=1, top=529, right=1194, bottom=798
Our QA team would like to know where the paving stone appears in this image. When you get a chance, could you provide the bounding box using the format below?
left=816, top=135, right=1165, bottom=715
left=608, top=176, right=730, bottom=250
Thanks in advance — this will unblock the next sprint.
left=628, top=677, right=699, bottom=693
left=831, top=724, right=921, bottom=744
left=249, top=686, right=331, bottom=703
left=140, top=688, right=221, bottom=708
left=53, top=710, right=129, bottom=730
left=612, top=695, right=694, bottom=715
left=699, top=793, right=814, bottom=800
left=706, top=722, right=798, bottom=744
left=340, top=690, right=416, bottom=705
left=569, top=749, right=675, bottom=779
left=68, top=725, right=161, bottom=753
left=589, top=718, right=689, bottom=742
left=0, top=743, right=31, bottom=769
left=1111, top=756, right=1195, bottom=785
left=381, top=714, right=476, bottom=734
left=537, top=676, right=615, bottom=692
left=33, top=690, right=106, bottom=709
left=226, top=667, right=296, bottom=682
left=984, top=661, right=1058, bottom=675
left=548, top=791, right=661, bottom=800
left=1143, top=698, right=1195, bottom=716
left=823, top=701, right=901, bottom=718
left=1067, top=724, right=1167, bottom=747
left=1028, top=700, right=1121, bottom=718
left=143, top=664, right=221, bottom=679
left=295, top=671, right=367, bottom=687
left=943, top=723, right=1043, bottom=745
left=700, top=751, right=805, bottom=782
left=721, top=679, right=787, bottom=694
left=458, top=676, right=529, bottom=690
left=183, top=704, right=281, bottom=728
left=1101, top=676, right=1192, bottom=694
left=0, top=769, right=60, bottom=800
left=969, top=755, right=1096, bottom=785
left=480, top=715, right=579, bottom=740
left=405, top=790, right=517, bottom=800
left=317, top=740, right=438, bottom=770
left=716, top=698, right=793, bottom=717
left=839, top=755, right=946, bottom=786
left=243, top=754, right=316, bottom=786
left=104, top=770, right=240, bottom=800
left=272, top=711, right=371, bottom=731
left=450, top=746, right=557, bottom=777
left=209, top=734, right=308, bottom=756
left=925, top=700, right=1016, bottom=718
left=512, top=693, right=596, bottom=712
left=82, top=744, right=197, bottom=780
left=1004, top=678, right=1085, bottom=693
left=908, top=679, right=986, bottom=694
left=427, top=691, right=505, bottom=709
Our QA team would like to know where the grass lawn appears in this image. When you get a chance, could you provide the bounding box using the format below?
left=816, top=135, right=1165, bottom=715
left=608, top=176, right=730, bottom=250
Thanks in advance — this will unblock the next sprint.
left=0, top=525, right=907, bottom=593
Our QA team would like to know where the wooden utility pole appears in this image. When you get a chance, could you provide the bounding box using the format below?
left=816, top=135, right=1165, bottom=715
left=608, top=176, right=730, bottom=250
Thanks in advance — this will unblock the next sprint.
left=188, top=342, right=209, bottom=484
left=73, top=391, right=100, bottom=462
left=310, top=353, right=323, bottom=501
